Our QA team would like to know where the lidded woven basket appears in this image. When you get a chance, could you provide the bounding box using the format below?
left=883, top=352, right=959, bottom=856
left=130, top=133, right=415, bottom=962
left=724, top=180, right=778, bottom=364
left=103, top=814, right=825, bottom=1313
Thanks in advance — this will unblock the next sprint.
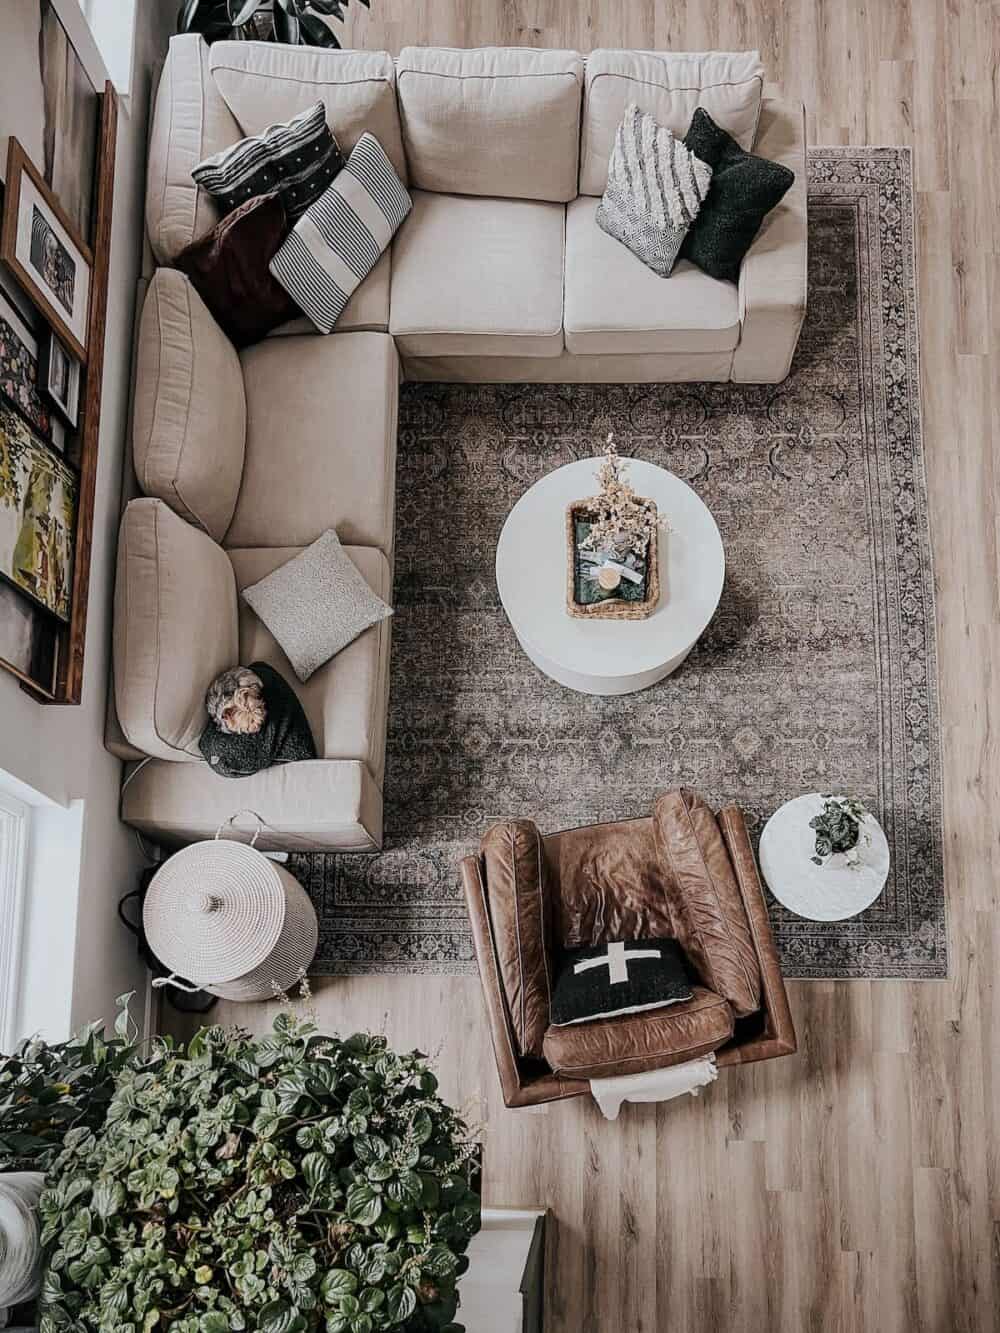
left=143, top=841, right=318, bottom=1001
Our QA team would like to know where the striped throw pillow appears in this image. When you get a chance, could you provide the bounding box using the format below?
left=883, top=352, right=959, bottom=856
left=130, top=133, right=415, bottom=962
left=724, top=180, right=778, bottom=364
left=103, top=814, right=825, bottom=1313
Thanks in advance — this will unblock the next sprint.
left=192, top=102, right=345, bottom=221
left=596, top=102, right=713, bottom=277
left=269, top=133, right=411, bottom=335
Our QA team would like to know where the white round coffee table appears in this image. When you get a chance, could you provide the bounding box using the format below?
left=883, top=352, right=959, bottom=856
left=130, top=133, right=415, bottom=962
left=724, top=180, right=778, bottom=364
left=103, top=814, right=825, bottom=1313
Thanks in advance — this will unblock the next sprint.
left=495, top=457, right=724, bottom=695
left=759, top=794, right=890, bottom=921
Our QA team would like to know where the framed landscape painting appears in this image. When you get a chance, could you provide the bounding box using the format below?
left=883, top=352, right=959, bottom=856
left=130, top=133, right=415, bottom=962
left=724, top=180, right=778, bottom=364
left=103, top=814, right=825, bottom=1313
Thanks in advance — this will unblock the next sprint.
left=0, top=397, right=76, bottom=621
left=1, top=139, right=93, bottom=362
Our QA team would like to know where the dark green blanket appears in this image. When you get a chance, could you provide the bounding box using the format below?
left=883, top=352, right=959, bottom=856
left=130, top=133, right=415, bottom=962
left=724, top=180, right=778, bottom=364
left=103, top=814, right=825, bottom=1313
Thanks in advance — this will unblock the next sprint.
left=199, top=662, right=317, bottom=778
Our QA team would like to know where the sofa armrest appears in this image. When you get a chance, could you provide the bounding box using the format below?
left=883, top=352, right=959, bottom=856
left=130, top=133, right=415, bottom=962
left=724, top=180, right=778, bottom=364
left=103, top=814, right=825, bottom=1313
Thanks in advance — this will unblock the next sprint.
left=714, top=806, right=797, bottom=1064
left=731, top=99, right=808, bottom=384
left=461, top=855, right=588, bottom=1108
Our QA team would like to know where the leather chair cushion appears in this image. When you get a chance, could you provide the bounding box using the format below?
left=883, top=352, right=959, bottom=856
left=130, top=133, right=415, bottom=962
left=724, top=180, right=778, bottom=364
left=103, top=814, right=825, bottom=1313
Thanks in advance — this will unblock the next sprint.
left=653, top=789, right=762, bottom=1017
left=481, top=819, right=553, bottom=1059
left=545, top=817, right=677, bottom=948
left=542, top=985, right=734, bottom=1079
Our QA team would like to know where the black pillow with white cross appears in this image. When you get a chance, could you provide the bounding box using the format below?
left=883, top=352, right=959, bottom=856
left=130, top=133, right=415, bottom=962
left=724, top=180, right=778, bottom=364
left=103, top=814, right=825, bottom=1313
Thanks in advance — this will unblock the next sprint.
left=549, top=937, right=693, bottom=1027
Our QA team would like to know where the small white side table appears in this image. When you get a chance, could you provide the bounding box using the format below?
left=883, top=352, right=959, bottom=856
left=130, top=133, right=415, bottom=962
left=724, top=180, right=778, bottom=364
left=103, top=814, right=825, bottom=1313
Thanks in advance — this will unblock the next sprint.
left=495, top=457, right=725, bottom=695
left=759, top=793, right=890, bottom=921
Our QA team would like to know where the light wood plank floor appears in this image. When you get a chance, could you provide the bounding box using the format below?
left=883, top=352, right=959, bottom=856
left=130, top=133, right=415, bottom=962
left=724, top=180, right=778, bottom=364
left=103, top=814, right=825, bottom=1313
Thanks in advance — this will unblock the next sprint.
left=168, top=4, right=1000, bottom=1329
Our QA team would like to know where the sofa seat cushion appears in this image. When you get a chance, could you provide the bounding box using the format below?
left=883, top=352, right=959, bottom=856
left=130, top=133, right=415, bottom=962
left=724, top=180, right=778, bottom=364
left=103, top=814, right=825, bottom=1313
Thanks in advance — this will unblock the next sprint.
left=389, top=191, right=565, bottom=358
left=653, top=789, right=762, bottom=1018
left=229, top=545, right=392, bottom=782
left=269, top=248, right=391, bottom=337
left=542, top=985, right=734, bottom=1079
left=396, top=46, right=583, bottom=202
left=114, top=499, right=238, bottom=763
left=224, top=331, right=398, bottom=554
left=564, top=196, right=741, bottom=355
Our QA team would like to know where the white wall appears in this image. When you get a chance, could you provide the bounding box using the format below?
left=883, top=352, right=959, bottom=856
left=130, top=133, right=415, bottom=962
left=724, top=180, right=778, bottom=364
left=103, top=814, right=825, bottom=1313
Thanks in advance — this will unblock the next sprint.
left=0, top=0, right=176, bottom=1036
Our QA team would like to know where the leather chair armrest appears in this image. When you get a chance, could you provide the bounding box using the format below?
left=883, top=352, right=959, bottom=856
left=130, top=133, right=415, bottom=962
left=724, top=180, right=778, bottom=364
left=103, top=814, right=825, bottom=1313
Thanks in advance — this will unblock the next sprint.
left=715, top=806, right=797, bottom=1064
left=731, top=99, right=808, bottom=384
left=461, top=855, right=587, bottom=1108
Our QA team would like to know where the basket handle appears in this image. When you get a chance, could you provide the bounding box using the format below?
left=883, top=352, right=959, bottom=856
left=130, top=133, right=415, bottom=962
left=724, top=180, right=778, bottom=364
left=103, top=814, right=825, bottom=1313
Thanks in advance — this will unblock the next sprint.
left=215, top=809, right=264, bottom=848
left=151, top=973, right=206, bottom=995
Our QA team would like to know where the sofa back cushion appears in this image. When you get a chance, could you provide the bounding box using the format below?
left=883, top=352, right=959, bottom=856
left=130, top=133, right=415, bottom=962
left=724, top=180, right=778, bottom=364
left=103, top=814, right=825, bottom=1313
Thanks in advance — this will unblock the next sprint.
left=653, top=789, right=762, bottom=1017
left=481, top=819, right=554, bottom=1059
left=113, top=499, right=238, bottom=762
left=396, top=46, right=584, bottom=201
left=133, top=268, right=247, bottom=543
left=208, top=43, right=407, bottom=182
left=146, top=35, right=244, bottom=264
left=580, top=50, right=764, bottom=195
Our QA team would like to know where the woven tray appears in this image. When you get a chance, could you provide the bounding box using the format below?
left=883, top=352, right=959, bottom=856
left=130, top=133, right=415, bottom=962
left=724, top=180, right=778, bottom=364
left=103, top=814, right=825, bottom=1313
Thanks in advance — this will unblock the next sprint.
left=565, top=499, right=660, bottom=620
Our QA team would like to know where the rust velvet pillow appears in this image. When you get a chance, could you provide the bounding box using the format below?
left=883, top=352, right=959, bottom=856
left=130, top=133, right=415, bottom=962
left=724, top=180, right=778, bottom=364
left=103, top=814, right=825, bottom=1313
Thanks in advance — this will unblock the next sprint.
left=174, top=193, right=299, bottom=347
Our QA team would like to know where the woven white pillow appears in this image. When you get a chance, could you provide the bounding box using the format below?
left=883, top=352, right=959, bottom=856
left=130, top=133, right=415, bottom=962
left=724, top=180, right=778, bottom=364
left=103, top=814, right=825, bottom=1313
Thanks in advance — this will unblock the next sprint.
left=596, top=102, right=713, bottom=276
left=269, top=132, right=411, bottom=334
left=241, top=530, right=393, bottom=682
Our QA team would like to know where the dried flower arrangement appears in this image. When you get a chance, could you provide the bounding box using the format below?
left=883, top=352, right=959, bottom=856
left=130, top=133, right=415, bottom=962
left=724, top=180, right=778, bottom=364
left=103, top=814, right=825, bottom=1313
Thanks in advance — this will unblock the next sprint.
left=565, top=435, right=668, bottom=620
left=580, top=434, right=666, bottom=560
left=809, top=795, right=872, bottom=868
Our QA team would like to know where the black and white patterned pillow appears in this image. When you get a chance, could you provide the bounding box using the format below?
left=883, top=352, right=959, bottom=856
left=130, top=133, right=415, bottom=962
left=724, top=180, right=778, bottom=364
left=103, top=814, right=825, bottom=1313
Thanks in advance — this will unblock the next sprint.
left=192, top=102, right=345, bottom=221
left=550, top=937, right=693, bottom=1026
left=270, top=133, right=411, bottom=335
left=596, top=102, right=713, bottom=277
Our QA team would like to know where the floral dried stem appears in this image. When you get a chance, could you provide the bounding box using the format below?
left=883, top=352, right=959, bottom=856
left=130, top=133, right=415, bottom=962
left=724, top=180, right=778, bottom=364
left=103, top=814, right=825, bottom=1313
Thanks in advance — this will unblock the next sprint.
left=580, top=432, right=668, bottom=560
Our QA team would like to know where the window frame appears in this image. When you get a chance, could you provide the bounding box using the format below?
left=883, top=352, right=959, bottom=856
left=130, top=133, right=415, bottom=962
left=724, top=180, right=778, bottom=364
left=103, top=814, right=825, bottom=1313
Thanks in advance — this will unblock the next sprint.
left=0, top=791, right=30, bottom=1051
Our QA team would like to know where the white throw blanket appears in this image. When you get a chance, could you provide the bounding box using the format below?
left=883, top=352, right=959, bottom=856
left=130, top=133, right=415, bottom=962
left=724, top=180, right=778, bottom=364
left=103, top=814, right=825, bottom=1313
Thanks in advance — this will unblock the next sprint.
left=590, top=1054, right=718, bottom=1120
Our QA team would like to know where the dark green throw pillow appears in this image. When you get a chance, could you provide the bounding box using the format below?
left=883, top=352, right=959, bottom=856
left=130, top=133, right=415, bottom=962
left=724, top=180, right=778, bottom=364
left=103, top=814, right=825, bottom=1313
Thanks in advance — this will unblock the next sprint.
left=681, top=106, right=795, bottom=283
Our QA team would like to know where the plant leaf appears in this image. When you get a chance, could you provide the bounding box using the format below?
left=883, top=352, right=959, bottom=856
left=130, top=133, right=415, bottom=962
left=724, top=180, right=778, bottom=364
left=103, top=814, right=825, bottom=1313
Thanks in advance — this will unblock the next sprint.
left=272, top=5, right=300, bottom=43
left=298, top=12, right=340, bottom=45
left=228, top=0, right=264, bottom=23
left=345, top=1182, right=382, bottom=1227
left=321, top=1268, right=358, bottom=1303
left=257, top=1301, right=306, bottom=1333
left=177, top=0, right=203, bottom=31
left=386, top=1285, right=416, bottom=1323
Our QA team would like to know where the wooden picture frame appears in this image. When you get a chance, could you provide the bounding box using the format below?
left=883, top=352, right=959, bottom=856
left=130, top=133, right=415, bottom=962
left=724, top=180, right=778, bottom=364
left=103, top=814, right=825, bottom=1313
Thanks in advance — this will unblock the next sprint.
left=1, top=139, right=94, bottom=364
left=39, top=332, right=81, bottom=428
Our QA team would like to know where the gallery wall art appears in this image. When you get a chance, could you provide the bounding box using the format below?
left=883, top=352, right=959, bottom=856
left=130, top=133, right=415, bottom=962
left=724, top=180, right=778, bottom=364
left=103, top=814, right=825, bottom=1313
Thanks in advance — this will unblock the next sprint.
left=0, top=0, right=116, bottom=701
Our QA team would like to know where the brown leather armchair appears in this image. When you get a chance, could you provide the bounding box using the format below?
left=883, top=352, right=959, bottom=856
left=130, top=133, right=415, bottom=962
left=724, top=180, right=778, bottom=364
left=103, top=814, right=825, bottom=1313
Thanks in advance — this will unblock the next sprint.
left=460, top=789, right=796, bottom=1108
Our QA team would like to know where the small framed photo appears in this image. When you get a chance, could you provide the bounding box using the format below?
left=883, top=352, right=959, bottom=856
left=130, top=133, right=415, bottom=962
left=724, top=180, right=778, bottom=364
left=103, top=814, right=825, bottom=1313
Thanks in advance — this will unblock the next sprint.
left=1, top=139, right=93, bottom=364
left=39, top=332, right=80, bottom=427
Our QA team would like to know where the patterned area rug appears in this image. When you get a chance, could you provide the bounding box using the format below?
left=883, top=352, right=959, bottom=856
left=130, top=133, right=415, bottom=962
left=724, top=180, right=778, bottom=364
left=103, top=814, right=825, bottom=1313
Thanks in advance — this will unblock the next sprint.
left=295, top=146, right=946, bottom=979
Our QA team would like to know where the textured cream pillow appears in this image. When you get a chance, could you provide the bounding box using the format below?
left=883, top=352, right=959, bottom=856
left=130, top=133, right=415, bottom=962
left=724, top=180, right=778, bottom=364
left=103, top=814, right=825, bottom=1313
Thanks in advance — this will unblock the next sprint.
left=241, top=529, right=393, bottom=681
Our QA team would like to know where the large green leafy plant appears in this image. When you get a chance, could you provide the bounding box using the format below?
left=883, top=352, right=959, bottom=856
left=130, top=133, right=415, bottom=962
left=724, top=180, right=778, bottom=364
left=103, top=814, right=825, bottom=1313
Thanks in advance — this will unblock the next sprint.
left=178, top=0, right=369, bottom=48
left=0, top=1000, right=139, bottom=1172
left=37, top=1014, right=480, bottom=1333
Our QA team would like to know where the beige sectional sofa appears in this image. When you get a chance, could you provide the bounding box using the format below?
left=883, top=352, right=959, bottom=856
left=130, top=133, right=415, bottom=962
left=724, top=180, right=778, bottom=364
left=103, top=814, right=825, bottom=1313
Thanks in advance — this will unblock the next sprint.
left=108, top=38, right=807, bottom=852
